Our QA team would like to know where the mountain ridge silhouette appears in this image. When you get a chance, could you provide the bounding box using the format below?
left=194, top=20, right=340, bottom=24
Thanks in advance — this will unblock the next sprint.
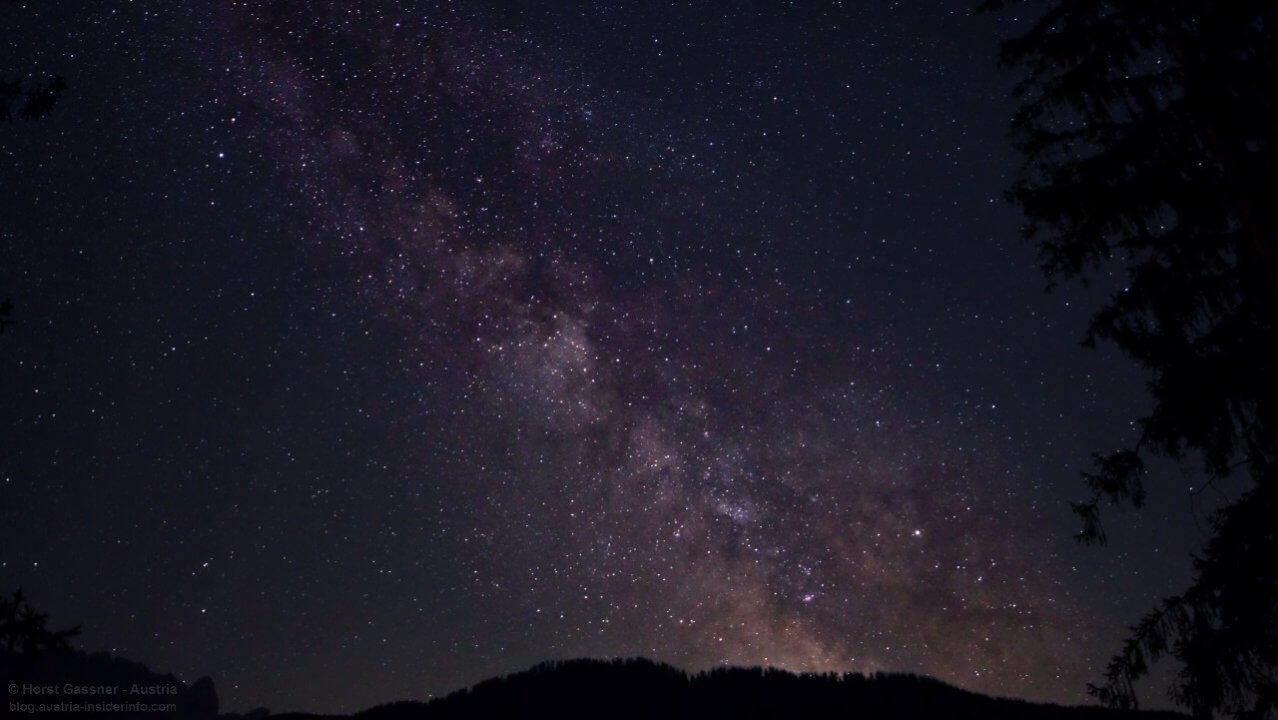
left=264, top=656, right=1193, bottom=720
left=2, top=646, right=1195, bottom=719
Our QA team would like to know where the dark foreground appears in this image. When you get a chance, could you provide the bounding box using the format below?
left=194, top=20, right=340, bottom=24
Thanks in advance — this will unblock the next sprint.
left=3, top=651, right=1191, bottom=720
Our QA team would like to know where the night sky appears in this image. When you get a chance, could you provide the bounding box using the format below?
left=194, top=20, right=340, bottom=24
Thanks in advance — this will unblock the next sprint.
left=2, top=1, right=1209, bottom=714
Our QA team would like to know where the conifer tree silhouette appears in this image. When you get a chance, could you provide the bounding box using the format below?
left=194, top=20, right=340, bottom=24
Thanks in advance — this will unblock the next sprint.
left=0, top=589, right=81, bottom=655
left=981, top=1, right=1278, bottom=718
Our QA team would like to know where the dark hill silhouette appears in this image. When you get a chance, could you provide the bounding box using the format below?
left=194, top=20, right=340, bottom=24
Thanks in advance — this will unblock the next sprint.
left=266, top=657, right=1192, bottom=720
left=0, top=590, right=1196, bottom=720
left=0, top=648, right=1197, bottom=720
left=1, top=647, right=218, bottom=719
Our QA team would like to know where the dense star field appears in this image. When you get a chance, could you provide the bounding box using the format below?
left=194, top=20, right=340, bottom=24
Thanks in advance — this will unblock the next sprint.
left=1, top=1, right=1207, bottom=714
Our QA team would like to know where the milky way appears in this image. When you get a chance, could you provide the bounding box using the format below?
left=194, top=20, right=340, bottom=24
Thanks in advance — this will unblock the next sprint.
left=1, top=1, right=1202, bottom=713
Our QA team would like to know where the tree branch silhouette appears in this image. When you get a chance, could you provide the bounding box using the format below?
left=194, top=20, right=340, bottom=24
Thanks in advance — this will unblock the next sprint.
left=981, top=1, right=1278, bottom=717
left=0, top=589, right=81, bottom=655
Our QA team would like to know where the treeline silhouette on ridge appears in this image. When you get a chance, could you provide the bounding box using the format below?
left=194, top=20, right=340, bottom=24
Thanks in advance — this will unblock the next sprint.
left=267, top=657, right=1192, bottom=720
